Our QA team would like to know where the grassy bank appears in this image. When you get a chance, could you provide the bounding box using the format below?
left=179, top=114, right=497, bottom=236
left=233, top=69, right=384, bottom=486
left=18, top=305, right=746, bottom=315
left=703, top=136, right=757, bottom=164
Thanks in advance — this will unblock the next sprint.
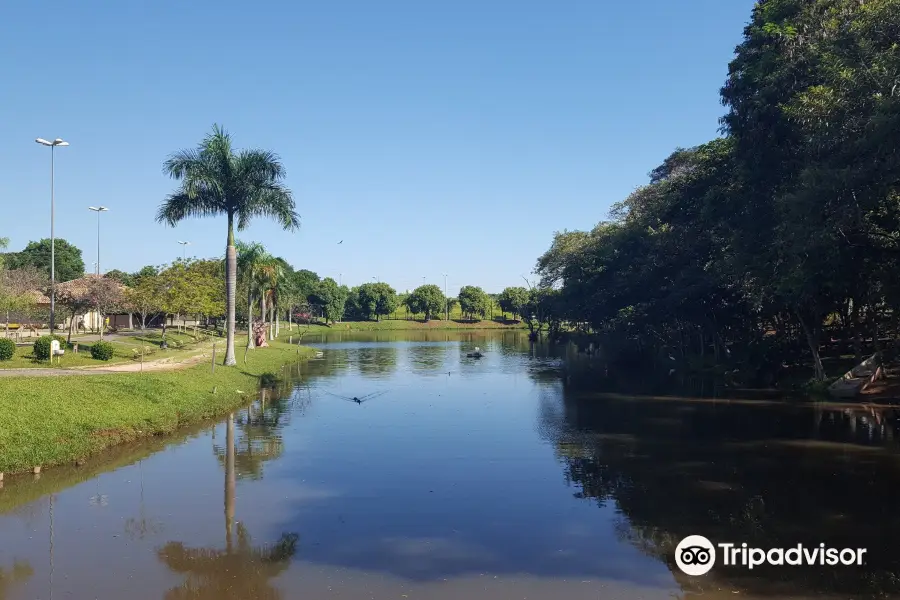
left=0, top=339, right=316, bottom=476
left=295, top=318, right=525, bottom=332
left=0, top=330, right=217, bottom=369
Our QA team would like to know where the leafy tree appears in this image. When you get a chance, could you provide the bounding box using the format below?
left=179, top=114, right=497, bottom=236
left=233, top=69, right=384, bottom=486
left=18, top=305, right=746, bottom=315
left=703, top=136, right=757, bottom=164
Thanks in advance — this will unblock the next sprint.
left=157, top=125, right=299, bottom=366
left=157, top=259, right=225, bottom=340
left=5, top=238, right=85, bottom=283
left=0, top=266, right=46, bottom=336
left=406, top=285, right=445, bottom=321
left=125, top=274, right=165, bottom=331
left=310, top=278, right=347, bottom=325
left=458, top=285, right=489, bottom=321
left=132, top=265, right=159, bottom=283
left=355, top=282, right=398, bottom=321
left=86, top=277, right=125, bottom=339
left=293, top=269, right=320, bottom=303
left=498, top=286, right=529, bottom=320
left=104, top=269, right=131, bottom=286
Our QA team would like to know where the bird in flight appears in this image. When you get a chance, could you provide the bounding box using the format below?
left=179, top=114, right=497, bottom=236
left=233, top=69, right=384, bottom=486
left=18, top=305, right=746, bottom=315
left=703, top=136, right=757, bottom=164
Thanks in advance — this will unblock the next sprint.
left=325, top=390, right=387, bottom=404
left=338, top=240, right=343, bottom=244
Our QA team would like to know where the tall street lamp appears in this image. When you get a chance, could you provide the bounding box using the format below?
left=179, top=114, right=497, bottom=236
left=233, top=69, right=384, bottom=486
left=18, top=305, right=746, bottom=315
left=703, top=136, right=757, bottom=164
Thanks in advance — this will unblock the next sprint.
left=35, top=137, right=69, bottom=332
left=88, top=206, right=108, bottom=275
left=177, top=240, right=191, bottom=260
left=443, top=273, right=449, bottom=320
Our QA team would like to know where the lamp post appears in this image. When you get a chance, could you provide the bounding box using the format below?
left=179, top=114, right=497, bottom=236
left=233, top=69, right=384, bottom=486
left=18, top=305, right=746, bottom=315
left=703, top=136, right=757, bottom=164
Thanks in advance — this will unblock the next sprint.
left=339, top=273, right=342, bottom=286
left=88, top=206, right=108, bottom=275
left=442, top=273, right=448, bottom=320
left=177, top=240, right=190, bottom=260
left=35, top=137, right=69, bottom=333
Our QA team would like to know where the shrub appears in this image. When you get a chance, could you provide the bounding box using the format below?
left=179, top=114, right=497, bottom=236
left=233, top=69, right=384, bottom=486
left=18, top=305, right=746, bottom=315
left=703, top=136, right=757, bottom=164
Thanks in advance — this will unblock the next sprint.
left=91, top=341, right=115, bottom=361
left=0, top=338, right=15, bottom=361
left=33, top=335, right=66, bottom=361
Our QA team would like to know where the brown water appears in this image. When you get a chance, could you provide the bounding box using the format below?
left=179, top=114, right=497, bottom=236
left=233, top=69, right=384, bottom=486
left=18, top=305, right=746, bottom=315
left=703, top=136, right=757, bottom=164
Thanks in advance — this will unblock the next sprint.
left=1, top=331, right=899, bottom=599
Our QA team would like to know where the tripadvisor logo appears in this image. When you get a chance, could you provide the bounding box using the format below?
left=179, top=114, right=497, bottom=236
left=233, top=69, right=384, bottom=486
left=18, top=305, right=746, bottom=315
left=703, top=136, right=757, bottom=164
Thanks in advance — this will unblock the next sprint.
left=675, top=535, right=867, bottom=576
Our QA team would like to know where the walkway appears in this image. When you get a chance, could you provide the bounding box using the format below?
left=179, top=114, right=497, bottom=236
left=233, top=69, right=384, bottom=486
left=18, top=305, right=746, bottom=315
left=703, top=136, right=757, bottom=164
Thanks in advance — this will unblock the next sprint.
left=0, top=341, right=217, bottom=377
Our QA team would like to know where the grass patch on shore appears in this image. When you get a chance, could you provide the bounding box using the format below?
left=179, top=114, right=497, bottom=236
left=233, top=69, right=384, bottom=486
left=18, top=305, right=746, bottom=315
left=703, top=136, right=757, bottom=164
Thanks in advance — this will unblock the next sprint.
left=0, top=330, right=214, bottom=369
left=0, top=339, right=315, bottom=475
left=292, top=318, right=525, bottom=332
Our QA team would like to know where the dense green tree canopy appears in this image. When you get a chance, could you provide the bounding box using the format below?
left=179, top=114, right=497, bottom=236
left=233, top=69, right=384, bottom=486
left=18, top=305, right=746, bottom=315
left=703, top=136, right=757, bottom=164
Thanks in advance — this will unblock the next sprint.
left=533, top=0, right=900, bottom=381
left=405, top=285, right=445, bottom=321
left=5, top=238, right=85, bottom=283
left=498, top=287, right=529, bottom=319
left=457, top=285, right=489, bottom=321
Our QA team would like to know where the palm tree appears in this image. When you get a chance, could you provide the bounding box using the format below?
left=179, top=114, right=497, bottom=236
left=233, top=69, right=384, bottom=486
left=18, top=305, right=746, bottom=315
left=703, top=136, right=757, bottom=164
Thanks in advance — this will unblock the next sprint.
left=255, top=259, right=283, bottom=342
left=236, top=241, right=269, bottom=349
left=157, top=125, right=299, bottom=365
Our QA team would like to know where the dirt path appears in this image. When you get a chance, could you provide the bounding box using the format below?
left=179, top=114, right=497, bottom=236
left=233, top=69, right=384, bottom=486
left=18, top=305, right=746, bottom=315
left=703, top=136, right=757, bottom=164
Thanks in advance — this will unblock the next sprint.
left=0, top=342, right=219, bottom=377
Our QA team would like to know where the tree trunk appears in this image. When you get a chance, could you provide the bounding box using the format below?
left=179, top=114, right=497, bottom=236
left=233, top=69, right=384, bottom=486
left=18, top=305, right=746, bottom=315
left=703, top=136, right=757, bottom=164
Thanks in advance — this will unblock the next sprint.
left=260, top=292, right=266, bottom=340
left=247, top=289, right=255, bottom=349
left=223, top=219, right=237, bottom=366
left=276, top=308, right=280, bottom=337
left=269, top=300, right=274, bottom=341
left=796, top=309, right=825, bottom=381
left=850, top=298, right=862, bottom=362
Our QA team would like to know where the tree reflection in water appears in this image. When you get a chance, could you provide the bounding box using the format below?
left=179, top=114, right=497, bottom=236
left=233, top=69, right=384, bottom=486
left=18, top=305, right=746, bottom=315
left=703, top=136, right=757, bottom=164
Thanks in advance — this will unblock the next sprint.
left=158, top=413, right=299, bottom=599
left=0, top=560, right=33, bottom=600
left=536, top=373, right=900, bottom=597
left=213, top=388, right=290, bottom=481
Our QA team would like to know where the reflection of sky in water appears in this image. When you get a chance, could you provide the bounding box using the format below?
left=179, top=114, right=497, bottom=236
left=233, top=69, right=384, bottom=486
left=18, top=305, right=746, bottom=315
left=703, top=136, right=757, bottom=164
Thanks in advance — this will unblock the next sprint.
left=3, top=332, right=900, bottom=599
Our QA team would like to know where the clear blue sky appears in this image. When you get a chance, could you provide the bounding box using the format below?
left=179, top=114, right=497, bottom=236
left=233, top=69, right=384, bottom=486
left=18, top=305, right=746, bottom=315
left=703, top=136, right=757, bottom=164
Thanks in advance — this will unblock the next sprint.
left=1, top=0, right=755, bottom=295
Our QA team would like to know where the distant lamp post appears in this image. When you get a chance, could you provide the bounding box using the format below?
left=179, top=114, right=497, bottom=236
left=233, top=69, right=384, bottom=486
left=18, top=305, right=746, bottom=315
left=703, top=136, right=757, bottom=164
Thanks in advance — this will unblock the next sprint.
left=339, top=273, right=342, bottom=286
left=442, top=273, right=448, bottom=320
left=35, top=137, right=69, bottom=332
left=88, top=206, right=108, bottom=275
left=177, top=240, right=191, bottom=260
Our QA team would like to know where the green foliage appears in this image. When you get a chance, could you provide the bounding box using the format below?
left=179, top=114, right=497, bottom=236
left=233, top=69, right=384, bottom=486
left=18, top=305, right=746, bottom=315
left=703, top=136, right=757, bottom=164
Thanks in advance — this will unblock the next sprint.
left=0, top=338, right=15, bottom=361
left=90, top=341, right=115, bottom=361
left=104, top=269, right=131, bottom=286
left=159, top=259, right=225, bottom=318
left=532, top=0, right=900, bottom=381
left=498, top=287, right=529, bottom=319
left=5, top=238, right=85, bottom=283
left=457, top=285, right=489, bottom=321
left=293, top=269, right=320, bottom=302
left=405, top=285, right=445, bottom=321
left=310, top=278, right=348, bottom=324
left=33, top=335, right=66, bottom=361
left=352, top=282, right=398, bottom=321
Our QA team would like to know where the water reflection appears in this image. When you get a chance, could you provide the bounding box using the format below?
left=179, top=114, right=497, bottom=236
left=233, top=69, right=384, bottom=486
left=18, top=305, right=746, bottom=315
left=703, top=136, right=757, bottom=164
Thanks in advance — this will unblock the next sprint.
left=0, top=561, right=33, bottom=600
left=537, top=379, right=900, bottom=597
left=158, top=414, right=299, bottom=599
left=215, top=389, right=292, bottom=481
left=1, top=333, right=899, bottom=599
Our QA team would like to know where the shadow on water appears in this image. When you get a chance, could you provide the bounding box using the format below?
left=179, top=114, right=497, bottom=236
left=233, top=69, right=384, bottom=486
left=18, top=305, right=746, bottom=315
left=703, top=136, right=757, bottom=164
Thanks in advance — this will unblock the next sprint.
left=3, top=333, right=900, bottom=598
left=535, top=363, right=900, bottom=597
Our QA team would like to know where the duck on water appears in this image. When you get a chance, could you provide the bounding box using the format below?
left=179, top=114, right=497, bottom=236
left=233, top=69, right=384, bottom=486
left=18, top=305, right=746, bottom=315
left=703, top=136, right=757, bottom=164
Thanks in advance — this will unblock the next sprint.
left=466, top=347, right=485, bottom=358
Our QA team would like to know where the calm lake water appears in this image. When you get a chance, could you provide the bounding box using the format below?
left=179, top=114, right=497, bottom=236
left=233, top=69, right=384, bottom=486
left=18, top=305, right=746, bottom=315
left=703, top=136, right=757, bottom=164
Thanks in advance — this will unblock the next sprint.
left=2, top=331, right=900, bottom=599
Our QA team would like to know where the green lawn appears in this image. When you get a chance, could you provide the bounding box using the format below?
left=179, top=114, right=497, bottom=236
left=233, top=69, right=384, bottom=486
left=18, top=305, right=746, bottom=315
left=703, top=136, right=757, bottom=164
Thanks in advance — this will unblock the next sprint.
left=0, top=330, right=217, bottom=369
left=0, top=339, right=316, bottom=475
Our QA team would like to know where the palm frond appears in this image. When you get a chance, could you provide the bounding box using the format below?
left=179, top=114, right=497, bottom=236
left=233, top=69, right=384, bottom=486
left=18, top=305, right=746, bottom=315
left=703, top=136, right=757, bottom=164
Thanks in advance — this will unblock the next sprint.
left=236, top=149, right=286, bottom=182
left=238, top=186, right=300, bottom=231
left=156, top=193, right=223, bottom=227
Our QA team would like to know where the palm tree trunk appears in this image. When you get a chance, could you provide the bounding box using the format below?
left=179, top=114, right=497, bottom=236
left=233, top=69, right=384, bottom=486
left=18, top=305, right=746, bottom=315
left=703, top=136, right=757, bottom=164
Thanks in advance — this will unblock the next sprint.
left=275, top=306, right=280, bottom=338
left=269, top=301, right=274, bottom=340
left=260, top=292, right=267, bottom=340
left=224, top=218, right=237, bottom=366
left=247, top=289, right=255, bottom=349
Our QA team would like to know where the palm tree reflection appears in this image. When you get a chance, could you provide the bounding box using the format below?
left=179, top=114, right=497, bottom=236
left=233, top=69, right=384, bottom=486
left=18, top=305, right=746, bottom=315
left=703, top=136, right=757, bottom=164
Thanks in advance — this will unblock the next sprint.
left=158, top=413, right=299, bottom=599
left=213, top=388, right=289, bottom=480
